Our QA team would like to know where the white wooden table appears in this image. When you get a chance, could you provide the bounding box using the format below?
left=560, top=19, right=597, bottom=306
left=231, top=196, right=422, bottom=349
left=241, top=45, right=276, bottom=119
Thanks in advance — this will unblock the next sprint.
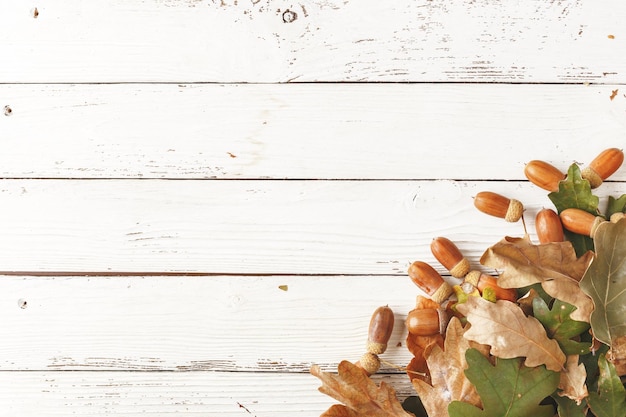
left=1, top=1, right=625, bottom=415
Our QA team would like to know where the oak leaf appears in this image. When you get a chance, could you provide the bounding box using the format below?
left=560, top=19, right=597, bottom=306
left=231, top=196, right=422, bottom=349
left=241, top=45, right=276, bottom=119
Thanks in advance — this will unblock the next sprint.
left=480, top=235, right=594, bottom=322
left=552, top=394, right=589, bottom=417
left=532, top=297, right=591, bottom=356
left=557, top=355, right=589, bottom=405
left=448, top=348, right=560, bottom=417
left=548, top=163, right=599, bottom=214
left=548, top=163, right=599, bottom=256
left=456, top=296, right=566, bottom=372
left=606, top=194, right=626, bottom=218
left=310, top=360, right=415, bottom=417
left=608, top=335, right=626, bottom=376
left=587, top=353, right=626, bottom=417
left=411, top=317, right=482, bottom=417
left=579, top=219, right=626, bottom=350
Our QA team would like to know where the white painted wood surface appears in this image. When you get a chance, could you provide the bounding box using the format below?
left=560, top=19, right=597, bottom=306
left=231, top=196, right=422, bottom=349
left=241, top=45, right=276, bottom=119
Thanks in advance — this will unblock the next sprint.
left=0, top=179, right=622, bottom=274
left=2, top=0, right=626, bottom=415
left=2, top=84, right=626, bottom=180
left=1, top=0, right=626, bottom=83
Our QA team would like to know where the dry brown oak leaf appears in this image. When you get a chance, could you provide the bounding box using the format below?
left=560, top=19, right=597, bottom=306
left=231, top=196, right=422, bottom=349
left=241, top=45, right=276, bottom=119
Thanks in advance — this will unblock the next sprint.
left=456, top=296, right=566, bottom=372
left=310, top=360, right=415, bottom=417
left=480, top=235, right=594, bottom=322
left=558, top=354, right=589, bottom=405
left=609, top=335, right=626, bottom=376
left=412, top=317, right=485, bottom=417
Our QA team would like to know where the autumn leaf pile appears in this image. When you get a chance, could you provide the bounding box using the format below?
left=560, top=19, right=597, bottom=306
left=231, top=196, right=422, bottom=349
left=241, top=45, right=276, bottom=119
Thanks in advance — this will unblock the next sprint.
left=311, top=150, right=626, bottom=417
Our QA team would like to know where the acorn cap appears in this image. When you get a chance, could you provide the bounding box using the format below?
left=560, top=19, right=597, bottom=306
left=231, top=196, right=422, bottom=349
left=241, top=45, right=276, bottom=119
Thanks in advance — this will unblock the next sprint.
left=436, top=307, right=450, bottom=335
left=464, top=270, right=481, bottom=287
left=449, top=258, right=470, bottom=278
left=505, top=199, right=524, bottom=222
left=431, top=281, right=453, bottom=304
left=581, top=166, right=603, bottom=189
left=357, top=352, right=380, bottom=375
left=366, top=341, right=387, bottom=355
left=589, top=216, right=606, bottom=238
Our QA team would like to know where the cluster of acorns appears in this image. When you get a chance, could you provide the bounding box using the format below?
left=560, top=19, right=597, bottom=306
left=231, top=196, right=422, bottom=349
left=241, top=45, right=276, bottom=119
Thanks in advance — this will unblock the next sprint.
left=475, top=147, right=625, bottom=235
left=403, top=236, right=518, bottom=344
left=524, top=148, right=626, bottom=234
left=404, top=147, right=625, bottom=340
left=355, top=147, right=624, bottom=377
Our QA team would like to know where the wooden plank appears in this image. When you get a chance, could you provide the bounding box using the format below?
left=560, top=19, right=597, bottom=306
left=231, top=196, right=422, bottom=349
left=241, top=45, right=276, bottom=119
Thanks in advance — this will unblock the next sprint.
left=0, top=370, right=415, bottom=416
left=0, top=275, right=421, bottom=371
left=0, top=179, right=620, bottom=273
left=1, top=0, right=625, bottom=83
left=2, top=83, right=626, bottom=180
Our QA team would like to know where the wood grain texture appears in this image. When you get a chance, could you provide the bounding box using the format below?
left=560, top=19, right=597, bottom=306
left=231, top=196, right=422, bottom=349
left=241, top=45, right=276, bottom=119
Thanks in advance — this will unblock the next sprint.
left=0, top=179, right=620, bottom=274
left=1, top=275, right=421, bottom=371
left=0, top=371, right=416, bottom=416
left=4, top=0, right=626, bottom=414
left=2, top=84, right=626, bottom=180
left=1, top=0, right=625, bottom=83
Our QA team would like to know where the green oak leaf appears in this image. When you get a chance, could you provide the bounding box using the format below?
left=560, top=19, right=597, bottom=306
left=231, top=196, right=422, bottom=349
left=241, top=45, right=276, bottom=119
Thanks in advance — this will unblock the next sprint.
left=448, top=348, right=559, bottom=417
left=548, top=163, right=599, bottom=256
left=552, top=394, right=588, bottom=417
left=532, top=297, right=592, bottom=356
left=548, top=163, right=600, bottom=214
left=579, top=340, right=609, bottom=391
left=606, top=195, right=626, bottom=218
left=587, top=353, right=626, bottom=417
left=579, top=219, right=626, bottom=348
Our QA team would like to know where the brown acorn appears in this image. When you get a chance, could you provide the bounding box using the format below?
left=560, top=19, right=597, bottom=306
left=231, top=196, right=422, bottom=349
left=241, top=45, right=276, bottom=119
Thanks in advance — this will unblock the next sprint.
left=535, top=208, right=565, bottom=243
left=474, top=191, right=524, bottom=222
left=430, top=237, right=470, bottom=278
left=524, top=160, right=565, bottom=192
left=408, top=261, right=453, bottom=304
left=464, top=270, right=518, bottom=303
left=559, top=208, right=606, bottom=238
left=366, top=305, right=395, bottom=355
left=406, top=307, right=449, bottom=336
left=581, top=148, right=624, bottom=188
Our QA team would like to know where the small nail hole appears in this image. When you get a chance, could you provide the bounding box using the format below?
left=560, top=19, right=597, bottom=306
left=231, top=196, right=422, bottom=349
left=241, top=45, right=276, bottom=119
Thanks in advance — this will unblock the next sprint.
left=18, top=299, right=28, bottom=309
left=32, top=7, right=39, bottom=18
left=4, top=105, right=12, bottom=116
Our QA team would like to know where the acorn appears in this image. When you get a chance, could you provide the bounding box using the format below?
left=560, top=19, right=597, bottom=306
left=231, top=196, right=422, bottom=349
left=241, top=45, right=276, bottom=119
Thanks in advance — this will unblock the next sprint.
left=524, top=160, right=565, bottom=192
left=581, top=148, right=624, bottom=188
left=406, top=307, right=449, bottom=336
left=430, top=237, right=470, bottom=278
left=355, top=352, right=381, bottom=376
left=474, top=191, right=524, bottom=222
left=408, top=261, right=453, bottom=304
left=535, top=208, right=565, bottom=243
left=463, top=270, right=518, bottom=303
left=559, top=208, right=606, bottom=238
left=366, top=305, right=395, bottom=355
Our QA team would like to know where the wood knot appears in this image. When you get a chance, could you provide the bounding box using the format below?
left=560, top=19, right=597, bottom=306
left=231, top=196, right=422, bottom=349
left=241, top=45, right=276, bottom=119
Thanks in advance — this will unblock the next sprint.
left=282, top=9, right=297, bottom=23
